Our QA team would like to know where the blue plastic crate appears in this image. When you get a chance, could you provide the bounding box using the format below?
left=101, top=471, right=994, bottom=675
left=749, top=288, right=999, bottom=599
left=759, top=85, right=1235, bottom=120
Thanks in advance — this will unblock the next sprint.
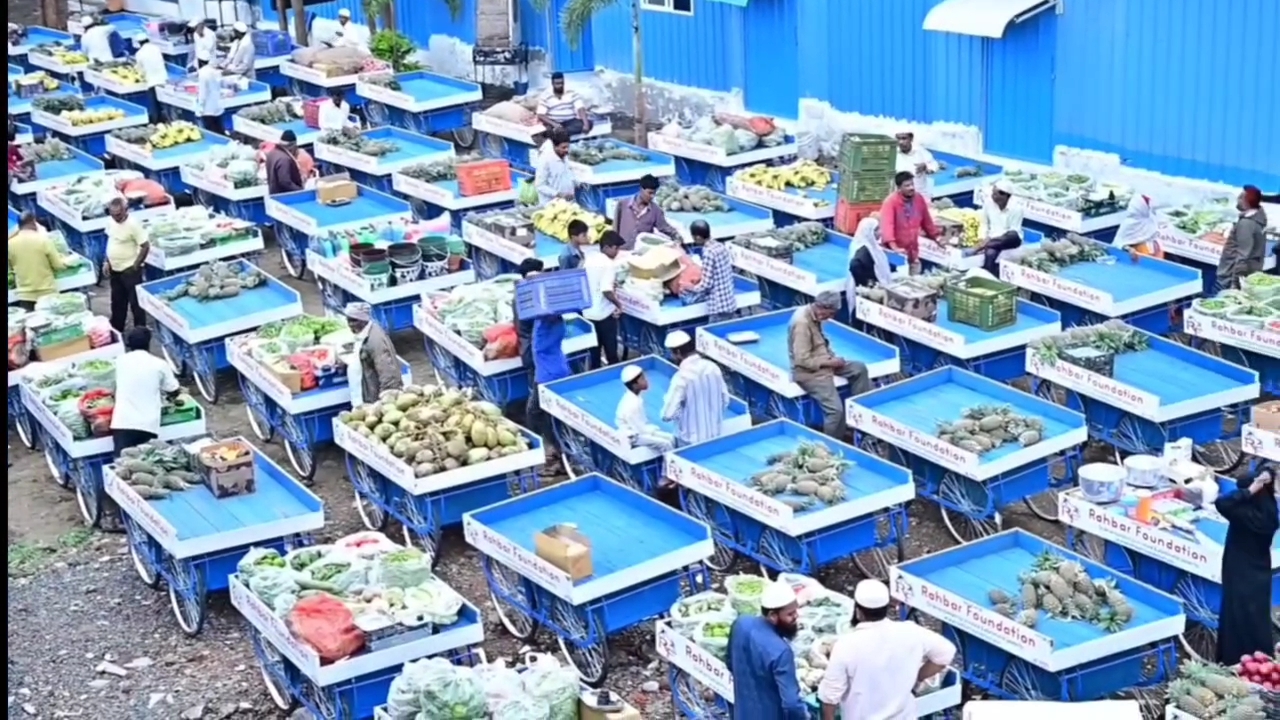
left=252, top=30, right=291, bottom=57
left=515, top=268, right=591, bottom=320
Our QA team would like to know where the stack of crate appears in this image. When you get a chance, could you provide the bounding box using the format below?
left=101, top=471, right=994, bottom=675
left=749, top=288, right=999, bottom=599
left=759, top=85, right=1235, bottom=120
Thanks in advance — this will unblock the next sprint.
left=833, top=133, right=898, bottom=234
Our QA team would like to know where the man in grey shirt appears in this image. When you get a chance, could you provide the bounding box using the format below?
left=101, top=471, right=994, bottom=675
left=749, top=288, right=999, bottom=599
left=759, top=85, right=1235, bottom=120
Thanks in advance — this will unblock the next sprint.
left=613, top=174, right=681, bottom=250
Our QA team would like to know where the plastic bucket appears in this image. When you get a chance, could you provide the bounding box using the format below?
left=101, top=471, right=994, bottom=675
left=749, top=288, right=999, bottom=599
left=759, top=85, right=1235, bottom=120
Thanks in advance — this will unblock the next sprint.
left=387, top=242, right=423, bottom=268
left=392, top=264, right=421, bottom=285
left=1078, top=463, right=1126, bottom=503
left=362, top=265, right=391, bottom=290
left=1123, top=454, right=1163, bottom=488
left=356, top=248, right=389, bottom=267
left=348, top=242, right=376, bottom=268
left=417, top=234, right=451, bottom=262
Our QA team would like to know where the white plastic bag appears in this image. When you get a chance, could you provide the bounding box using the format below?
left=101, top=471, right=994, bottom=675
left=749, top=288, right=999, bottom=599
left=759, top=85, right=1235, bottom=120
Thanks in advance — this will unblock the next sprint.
left=776, top=573, right=825, bottom=607
left=521, top=654, right=578, bottom=720
left=668, top=591, right=736, bottom=635
left=473, top=660, right=523, bottom=714
left=798, top=591, right=855, bottom=635
left=724, top=574, right=766, bottom=617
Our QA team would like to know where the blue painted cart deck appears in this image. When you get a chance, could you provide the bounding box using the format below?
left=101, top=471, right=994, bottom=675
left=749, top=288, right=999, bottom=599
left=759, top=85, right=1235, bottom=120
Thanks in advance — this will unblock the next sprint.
left=10, top=26, right=74, bottom=55
left=230, top=114, right=321, bottom=147
left=615, top=274, right=762, bottom=325
left=697, top=309, right=900, bottom=397
left=725, top=170, right=838, bottom=221
left=889, top=529, right=1185, bottom=672
left=857, top=297, right=1062, bottom=361
left=265, top=185, right=412, bottom=237
left=136, top=261, right=304, bottom=344
left=847, top=367, right=1088, bottom=481
left=8, top=64, right=23, bottom=81
left=539, top=354, right=752, bottom=464
left=355, top=70, right=482, bottom=114
left=1000, top=245, right=1201, bottom=317
left=10, top=147, right=102, bottom=195
left=9, top=82, right=81, bottom=117
left=552, top=141, right=675, bottom=187
left=1026, top=330, right=1259, bottom=423
left=31, top=95, right=149, bottom=137
left=463, top=474, right=713, bottom=604
left=930, top=152, right=1004, bottom=198
left=666, top=419, right=915, bottom=535
left=104, top=132, right=233, bottom=172
left=314, top=126, right=453, bottom=176
left=104, top=446, right=324, bottom=559
left=606, top=194, right=774, bottom=243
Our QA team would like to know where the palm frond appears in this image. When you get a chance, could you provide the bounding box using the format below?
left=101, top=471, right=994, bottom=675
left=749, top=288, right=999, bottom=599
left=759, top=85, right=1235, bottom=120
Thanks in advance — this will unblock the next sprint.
left=442, top=0, right=462, bottom=20
left=561, top=0, right=621, bottom=48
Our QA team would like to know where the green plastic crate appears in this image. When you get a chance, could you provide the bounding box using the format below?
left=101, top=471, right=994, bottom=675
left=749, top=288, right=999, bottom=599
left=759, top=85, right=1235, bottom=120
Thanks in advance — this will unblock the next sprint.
left=838, top=133, right=897, bottom=174
left=838, top=174, right=893, bottom=203
left=945, top=276, right=1018, bottom=331
left=33, top=325, right=86, bottom=347
left=161, top=405, right=202, bottom=426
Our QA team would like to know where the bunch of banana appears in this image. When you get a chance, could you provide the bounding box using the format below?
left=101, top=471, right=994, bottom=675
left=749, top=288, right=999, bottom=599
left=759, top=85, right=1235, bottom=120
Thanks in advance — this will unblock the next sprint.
left=50, top=48, right=89, bottom=66
left=937, top=208, right=983, bottom=247
left=63, top=108, right=127, bottom=126
left=104, top=65, right=146, bottom=84
left=530, top=199, right=610, bottom=242
left=735, top=160, right=833, bottom=192
left=149, top=121, right=203, bottom=150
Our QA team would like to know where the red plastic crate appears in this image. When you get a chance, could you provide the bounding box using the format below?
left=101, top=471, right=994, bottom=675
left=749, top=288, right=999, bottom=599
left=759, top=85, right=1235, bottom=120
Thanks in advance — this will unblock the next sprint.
left=302, top=99, right=325, bottom=129
left=457, top=159, right=512, bottom=197
left=834, top=199, right=880, bottom=235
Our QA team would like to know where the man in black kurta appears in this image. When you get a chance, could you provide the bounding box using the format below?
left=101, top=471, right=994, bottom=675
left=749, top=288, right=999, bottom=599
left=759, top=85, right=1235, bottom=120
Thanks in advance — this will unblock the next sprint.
left=1215, top=467, right=1279, bottom=663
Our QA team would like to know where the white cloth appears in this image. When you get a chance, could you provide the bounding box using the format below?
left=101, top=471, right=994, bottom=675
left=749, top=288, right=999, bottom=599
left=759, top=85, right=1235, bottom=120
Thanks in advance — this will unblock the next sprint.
left=344, top=326, right=371, bottom=405
left=195, top=64, right=224, bottom=118
left=81, top=25, right=116, bottom=64
left=847, top=217, right=888, bottom=314
left=581, top=251, right=617, bottom=321
left=980, top=201, right=1024, bottom=240
left=817, top=619, right=957, bottom=720
left=110, top=350, right=180, bottom=435
left=536, top=89, right=584, bottom=124
left=660, top=354, right=729, bottom=445
left=191, top=28, right=216, bottom=65
left=1113, top=195, right=1158, bottom=249
left=318, top=99, right=351, bottom=131
left=895, top=144, right=939, bottom=198
left=222, top=35, right=256, bottom=79
left=135, top=43, right=168, bottom=89
left=534, top=152, right=575, bottom=205
left=617, top=391, right=673, bottom=452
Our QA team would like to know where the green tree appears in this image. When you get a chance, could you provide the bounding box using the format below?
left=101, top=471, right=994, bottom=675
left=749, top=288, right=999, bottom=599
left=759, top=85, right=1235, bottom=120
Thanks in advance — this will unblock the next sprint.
left=530, top=0, right=648, bottom=146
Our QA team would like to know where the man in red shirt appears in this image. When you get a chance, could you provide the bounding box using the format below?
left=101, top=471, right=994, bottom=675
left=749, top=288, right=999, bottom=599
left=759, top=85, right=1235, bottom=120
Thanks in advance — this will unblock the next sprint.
left=879, top=171, right=941, bottom=274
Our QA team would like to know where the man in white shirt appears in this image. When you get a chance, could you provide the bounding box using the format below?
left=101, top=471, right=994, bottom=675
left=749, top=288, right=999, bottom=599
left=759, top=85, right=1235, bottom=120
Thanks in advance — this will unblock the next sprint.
left=534, top=129, right=576, bottom=206
left=133, top=35, right=168, bottom=122
left=976, top=180, right=1025, bottom=275
left=319, top=88, right=353, bottom=132
left=195, top=59, right=226, bottom=135
left=80, top=16, right=118, bottom=64
left=111, top=326, right=181, bottom=454
left=221, top=22, right=257, bottom=80
left=187, top=19, right=216, bottom=71
left=818, top=579, right=956, bottom=720
left=537, top=71, right=591, bottom=137
left=582, top=230, right=624, bottom=368
left=615, top=365, right=675, bottom=454
left=661, top=330, right=730, bottom=447
left=895, top=131, right=939, bottom=200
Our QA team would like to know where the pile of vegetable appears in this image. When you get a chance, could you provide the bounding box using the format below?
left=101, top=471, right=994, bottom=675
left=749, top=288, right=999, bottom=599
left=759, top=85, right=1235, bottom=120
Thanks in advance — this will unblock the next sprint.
left=653, top=181, right=729, bottom=213
left=1157, top=197, right=1238, bottom=238
left=22, top=138, right=75, bottom=164
left=855, top=270, right=959, bottom=303
left=566, top=139, right=648, bottom=166
left=360, top=73, right=401, bottom=91
left=987, top=551, right=1133, bottom=631
left=1005, top=234, right=1109, bottom=273
left=235, top=100, right=297, bottom=125
left=656, top=113, right=787, bottom=155
left=40, top=172, right=167, bottom=220
left=935, top=207, right=983, bottom=248
left=997, top=170, right=1132, bottom=217
left=236, top=315, right=354, bottom=392
left=21, top=360, right=197, bottom=440
left=112, top=440, right=201, bottom=499
left=156, top=260, right=266, bottom=302
left=936, top=403, right=1045, bottom=454
left=31, top=94, right=85, bottom=115
left=397, top=154, right=483, bottom=184
left=183, top=141, right=262, bottom=188
left=735, top=160, right=832, bottom=194
left=318, top=128, right=400, bottom=157
left=1029, top=321, right=1151, bottom=367
left=9, top=294, right=112, bottom=372
left=288, top=45, right=379, bottom=77
left=384, top=653, right=580, bottom=720
left=423, top=277, right=520, bottom=353
left=236, top=533, right=468, bottom=663
left=110, top=121, right=203, bottom=151
left=1166, top=660, right=1266, bottom=719
left=731, top=221, right=829, bottom=260
left=338, top=385, right=534, bottom=478
left=141, top=207, right=257, bottom=258
left=747, top=440, right=854, bottom=508
left=1191, top=283, right=1280, bottom=330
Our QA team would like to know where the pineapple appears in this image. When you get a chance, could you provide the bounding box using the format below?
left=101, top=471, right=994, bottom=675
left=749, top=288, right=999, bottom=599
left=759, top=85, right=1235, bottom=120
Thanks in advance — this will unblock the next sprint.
left=993, top=602, right=1017, bottom=618
left=1167, top=679, right=1212, bottom=718
left=988, top=589, right=1012, bottom=605
left=1096, top=610, right=1125, bottom=633
left=1033, top=571, right=1056, bottom=587
left=1047, top=573, right=1074, bottom=603
left=1057, top=560, right=1085, bottom=582
left=1199, top=672, right=1251, bottom=699
left=1041, top=593, right=1065, bottom=617
left=1070, top=593, right=1097, bottom=621
left=1016, top=609, right=1038, bottom=628
left=1111, top=598, right=1133, bottom=624
left=1031, top=551, right=1060, bottom=572
left=1072, top=575, right=1094, bottom=595
left=1020, top=582, right=1039, bottom=609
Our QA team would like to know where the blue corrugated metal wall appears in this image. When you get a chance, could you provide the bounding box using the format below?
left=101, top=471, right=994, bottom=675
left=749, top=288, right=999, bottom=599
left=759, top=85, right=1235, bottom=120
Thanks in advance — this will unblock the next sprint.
left=742, top=0, right=798, bottom=118
left=1054, top=0, right=1278, bottom=187
left=518, top=0, right=595, bottom=73
left=260, top=0, right=475, bottom=48
left=984, top=10, right=1054, bottom=163
left=589, top=2, right=739, bottom=92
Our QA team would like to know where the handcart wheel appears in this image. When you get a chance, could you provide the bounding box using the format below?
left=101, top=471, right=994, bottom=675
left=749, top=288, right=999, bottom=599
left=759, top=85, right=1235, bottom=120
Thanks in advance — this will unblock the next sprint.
left=121, top=514, right=160, bottom=590
left=365, top=101, right=388, bottom=126
left=755, top=527, right=805, bottom=578
left=937, top=472, right=1001, bottom=544
left=278, top=243, right=306, bottom=280
left=1174, top=574, right=1219, bottom=662
left=75, top=469, right=104, bottom=528
left=281, top=414, right=316, bottom=481
left=353, top=487, right=388, bottom=531
left=248, top=629, right=296, bottom=711
left=670, top=667, right=730, bottom=720
left=1192, top=438, right=1244, bottom=474
left=398, top=495, right=441, bottom=567
left=479, top=132, right=506, bottom=160
left=679, top=490, right=737, bottom=572
left=194, top=188, right=215, bottom=209
left=243, top=396, right=275, bottom=443
left=349, top=458, right=389, bottom=531
left=1113, top=414, right=1158, bottom=459
left=1067, top=529, right=1136, bottom=576
left=45, top=445, right=71, bottom=488
left=1178, top=620, right=1218, bottom=663
left=851, top=511, right=906, bottom=581
left=1000, top=657, right=1060, bottom=700
left=451, top=126, right=476, bottom=149
left=1022, top=488, right=1062, bottom=523
left=167, top=556, right=208, bottom=637
left=160, top=342, right=185, bottom=376
left=483, top=556, right=540, bottom=641
left=551, top=599, right=609, bottom=686
left=15, top=409, right=38, bottom=450
left=1116, top=686, right=1167, bottom=720
left=191, top=350, right=219, bottom=404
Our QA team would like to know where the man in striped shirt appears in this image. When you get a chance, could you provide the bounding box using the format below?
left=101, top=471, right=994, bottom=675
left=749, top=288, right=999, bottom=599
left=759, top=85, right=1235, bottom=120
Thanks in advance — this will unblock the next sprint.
left=661, top=330, right=731, bottom=446
left=537, top=72, right=593, bottom=137
left=678, top=220, right=737, bottom=322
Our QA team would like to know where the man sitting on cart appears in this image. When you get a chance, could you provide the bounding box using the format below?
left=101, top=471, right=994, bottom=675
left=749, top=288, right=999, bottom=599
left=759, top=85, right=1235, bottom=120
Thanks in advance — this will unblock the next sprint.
left=788, top=291, right=871, bottom=440
left=343, top=302, right=402, bottom=406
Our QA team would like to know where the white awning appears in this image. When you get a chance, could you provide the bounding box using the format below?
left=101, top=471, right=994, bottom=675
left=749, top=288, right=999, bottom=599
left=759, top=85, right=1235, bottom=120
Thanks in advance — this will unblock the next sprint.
left=922, top=0, right=1056, bottom=39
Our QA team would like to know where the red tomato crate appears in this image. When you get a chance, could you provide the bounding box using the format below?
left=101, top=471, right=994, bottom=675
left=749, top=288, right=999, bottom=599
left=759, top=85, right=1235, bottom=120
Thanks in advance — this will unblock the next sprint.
left=457, top=159, right=513, bottom=197
left=302, top=99, right=326, bottom=129
left=834, top=199, right=880, bottom=235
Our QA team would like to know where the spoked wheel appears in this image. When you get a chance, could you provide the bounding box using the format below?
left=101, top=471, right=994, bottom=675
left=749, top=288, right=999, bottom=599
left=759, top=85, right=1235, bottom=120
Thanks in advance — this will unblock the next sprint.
left=937, top=472, right=1001, bottom=544
left=1179, top=621, right=1218, bottom=663
left=452, top=126, right=476, bottom=149
left=472, top=248, right=505, bottom=280
left=350, top=460, right=388, bottom=530
left=121, top=514, right=160, bottom=589
left=278, top=240, right=306, bottom=280
left=364, top=101, right=389, bottom=126
left=75, top=467, right=104, bottom=528
left=45, top=444, right=71, bottom=488
left=160, top=341, right=185, bottom=376
left=1193, top=437, right=1244, bottom=475
left=248, top=629, right=295, bottom=711
left=1114, top=413, right=1160, bottom=459
left=1023, top=487, right=1063, bottom=522
left=552, top=598, right=609, bottom=686
left=484, top=556, right=539, bottom=641
left=398, top=495, right=441, bottom=567
left=191, top=347, right=219, bottom=404
left=1174, top=575, right=1219, bottom=662
left=1067, top=530, right=1136, bottom=575
left=15, top=407, right=38, bottom=449
left=167, top=556, right=208, bottom=637
left=301, top=680, right=339, bottom=720
left=193, top=188, right=215, bottom=209
left=680, top=490, right=737, bottom=572
left=755, top=527, right=805, bottom=578
left=1000, top=657, right=1061, bottom=700
left=671, top=668, right=730, bottom=719
left=1117, top=685, right=1167, bottom=720
left=281, top=414, right=316, bottom=481
left=852, top=511, right=905, bottom=581
left=242, top=382, right=275, bottom=442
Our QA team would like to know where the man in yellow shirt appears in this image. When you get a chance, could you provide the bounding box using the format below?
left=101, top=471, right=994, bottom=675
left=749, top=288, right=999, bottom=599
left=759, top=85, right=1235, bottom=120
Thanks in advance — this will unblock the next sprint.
left=8, top=211, right=76, bottom=309
left=104, top=198, right=151, bottom=332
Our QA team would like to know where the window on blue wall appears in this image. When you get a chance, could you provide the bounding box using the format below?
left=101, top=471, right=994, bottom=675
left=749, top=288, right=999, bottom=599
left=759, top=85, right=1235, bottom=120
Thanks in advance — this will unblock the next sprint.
left=642, top=0, right=693, bottom=16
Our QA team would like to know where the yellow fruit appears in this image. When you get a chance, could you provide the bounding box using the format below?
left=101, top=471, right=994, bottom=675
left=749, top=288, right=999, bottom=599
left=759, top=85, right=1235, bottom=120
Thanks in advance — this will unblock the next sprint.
left=735, top=160, right=832, bottom=194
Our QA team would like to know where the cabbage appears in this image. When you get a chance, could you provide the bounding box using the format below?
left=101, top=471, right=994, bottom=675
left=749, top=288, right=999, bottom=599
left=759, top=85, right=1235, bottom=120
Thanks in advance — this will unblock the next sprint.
left=417, top=665, right=487, bottom=720
left=708, top=124, right=739, bottom=154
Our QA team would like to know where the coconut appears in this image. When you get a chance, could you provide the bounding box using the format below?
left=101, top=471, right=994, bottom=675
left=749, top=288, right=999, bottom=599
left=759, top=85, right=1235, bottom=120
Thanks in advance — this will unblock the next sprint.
left=395, top=393, right=421, bottom=411
left=444, top=438, right=469, bottom=459
left=356, top=425, right=373, bottom=437
left=374, top=423, right=396, bottom=440
left=471, top=401, right=503, bottom=417
left=442, top=457, right=461, bottom=471
left=413, top=463, right=437, bottom=478
left=382, top=409, right=405, bottom=426
left=497, top=429, right=516, bottom=447
left=413, top=449, right=435, bottom=464
left=470, top=422, right=489, bottom=448
left=466, top=447, right=491, bottom=465
left=393, top=439, right=412, bottom=458
left=348, top=407, right=366, bottom=422
left=337, top=411, right=352, bottom=424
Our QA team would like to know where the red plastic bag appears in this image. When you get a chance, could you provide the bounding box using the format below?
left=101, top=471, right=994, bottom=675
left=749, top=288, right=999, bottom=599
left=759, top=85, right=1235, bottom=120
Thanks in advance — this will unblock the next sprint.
left=670, top=255, right=703, bottom=295
left=483, top=322, right=515, bottom=345
left=287, top=595, right=365, bottom=664
left=482, top=327, right=519, bottom=360
left=116, top=178, right=168, bottom=207
left=79, top=389, right=115, bottom=437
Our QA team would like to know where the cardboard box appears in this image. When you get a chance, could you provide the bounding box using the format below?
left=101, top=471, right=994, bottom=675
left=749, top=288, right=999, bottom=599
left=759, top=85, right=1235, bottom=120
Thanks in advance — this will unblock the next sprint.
left=885, top=281, right=939, bottom=322
left=316, top=173, right=358, bottom=205
left=35, top=335, right=92, bottom=362
left=534, top=524, right=593, bottom=581
left=1252, top=401, right=1280, bottom=432
left=270, top=364, right=303, bottom=394
left=579, top=699, right=641, bottom=720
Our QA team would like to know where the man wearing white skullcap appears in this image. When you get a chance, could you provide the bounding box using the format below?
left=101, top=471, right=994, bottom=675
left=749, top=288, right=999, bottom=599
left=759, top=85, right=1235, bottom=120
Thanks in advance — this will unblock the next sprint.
left=132, top=33, right=167, bottom=120
left=818, top=579, right=955, bottom=720
left=221, top=21, right=257, bottom=80
left=788, top=292, right=870, bottom=439
left=976, top=179, right=1025, bottom=275
left=343, top=302, right=401, bottom=405
left=894, top=131, right=939, bottom=200
left=320, top=7, right=371, bottom=50
left=614, top=365, right=675, bottom=454
left=660, top=330, right=729, bottom=447
left=726, top=581, right=807, bottom=720
left=186, top=19, right=216, bottom=72
left=80, top=14, right=118, bottom=64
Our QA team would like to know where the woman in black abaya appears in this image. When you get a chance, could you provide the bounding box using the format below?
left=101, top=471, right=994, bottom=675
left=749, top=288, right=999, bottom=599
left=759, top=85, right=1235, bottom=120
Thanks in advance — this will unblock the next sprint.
left=1216, top=466, right=1279, bottom=663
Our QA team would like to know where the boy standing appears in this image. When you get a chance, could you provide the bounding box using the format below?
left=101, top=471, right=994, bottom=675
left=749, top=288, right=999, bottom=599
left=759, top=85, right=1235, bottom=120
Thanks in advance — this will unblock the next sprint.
left=558, top=219, right=590, bottom=270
